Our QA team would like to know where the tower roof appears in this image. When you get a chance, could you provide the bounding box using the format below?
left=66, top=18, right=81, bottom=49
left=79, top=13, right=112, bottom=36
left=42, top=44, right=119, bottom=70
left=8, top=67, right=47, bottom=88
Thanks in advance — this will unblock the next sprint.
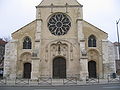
left=38, top=0, right=82, bottom=6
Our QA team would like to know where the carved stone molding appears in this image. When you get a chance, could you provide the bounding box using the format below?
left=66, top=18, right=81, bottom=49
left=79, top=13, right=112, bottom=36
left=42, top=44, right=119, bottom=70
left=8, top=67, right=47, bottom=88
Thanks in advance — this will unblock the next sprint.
left=31, top=57, right=40, bottom=60
left=50, top=41, right=68, bottom=57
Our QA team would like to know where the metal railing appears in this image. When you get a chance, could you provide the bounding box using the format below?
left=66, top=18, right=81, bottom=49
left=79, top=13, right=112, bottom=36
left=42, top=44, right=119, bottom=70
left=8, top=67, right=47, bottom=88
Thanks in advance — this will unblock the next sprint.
left=38, top=76, right=52, bottom=86
left=86, top=76, right=99, bottom=84
left=63, top=77, right=77, bottom=85
left=107, top=73, right=120, bottom=83
left=0, top=78, right=6, bottom=85
left=0, top=74, right=120, bottom=86
left=15, top=79, right=30, bottom=85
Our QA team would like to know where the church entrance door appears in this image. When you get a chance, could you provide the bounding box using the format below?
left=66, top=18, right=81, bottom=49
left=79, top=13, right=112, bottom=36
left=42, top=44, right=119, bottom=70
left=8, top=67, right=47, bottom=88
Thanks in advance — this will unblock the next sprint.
left=88, top=61, right=97, bottom=78
left=53, top=57, right=66, bottom=79
left=23, top=63, right=31, bottom=79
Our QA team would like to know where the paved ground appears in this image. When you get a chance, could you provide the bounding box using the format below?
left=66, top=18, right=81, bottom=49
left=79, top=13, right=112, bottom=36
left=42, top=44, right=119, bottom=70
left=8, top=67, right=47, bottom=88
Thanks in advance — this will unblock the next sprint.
left=0, top=83, right=120, bottom=90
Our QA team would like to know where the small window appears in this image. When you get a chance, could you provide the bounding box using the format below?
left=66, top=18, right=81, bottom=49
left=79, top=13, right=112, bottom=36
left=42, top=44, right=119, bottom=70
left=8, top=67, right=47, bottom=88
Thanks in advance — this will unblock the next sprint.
left=23, top=36, right=32, bottom=49
left=88, top=35, right=96, bottom=47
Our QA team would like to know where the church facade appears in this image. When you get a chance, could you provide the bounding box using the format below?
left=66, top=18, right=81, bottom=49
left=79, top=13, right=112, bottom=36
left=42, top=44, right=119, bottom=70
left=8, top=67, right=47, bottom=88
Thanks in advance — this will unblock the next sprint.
left=4, top=0, right=116, bottom=79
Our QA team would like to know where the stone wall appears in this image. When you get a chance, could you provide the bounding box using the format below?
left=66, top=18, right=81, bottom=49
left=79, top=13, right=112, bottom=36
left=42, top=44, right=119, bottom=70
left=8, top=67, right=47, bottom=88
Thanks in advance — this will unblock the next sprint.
left=102, top=40, right=116, bottom=78
left=4, top=40, right=17, bottom=79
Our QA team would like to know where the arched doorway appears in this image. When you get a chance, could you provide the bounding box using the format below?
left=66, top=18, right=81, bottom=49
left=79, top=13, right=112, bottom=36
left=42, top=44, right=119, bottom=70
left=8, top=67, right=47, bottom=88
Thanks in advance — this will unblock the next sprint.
left=53, top=57, right=66, bottom=79
left=88, top=61, right=97, bottom=78
left=23, top=63, right=31, bottom=79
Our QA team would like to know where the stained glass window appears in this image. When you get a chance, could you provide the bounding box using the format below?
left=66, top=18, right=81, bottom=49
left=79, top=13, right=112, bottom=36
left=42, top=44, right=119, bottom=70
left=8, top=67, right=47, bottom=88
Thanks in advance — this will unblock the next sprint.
left=23, top=36, right=32, bottom=49
left=88, top=35, right=96, bottom=47
left=48, top=13, right=71, bottom=36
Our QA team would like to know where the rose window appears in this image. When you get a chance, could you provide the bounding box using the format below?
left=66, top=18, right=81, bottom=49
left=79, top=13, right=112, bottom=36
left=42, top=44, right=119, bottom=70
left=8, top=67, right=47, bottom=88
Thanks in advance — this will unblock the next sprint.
left=48, top=13, right=71, bottom=36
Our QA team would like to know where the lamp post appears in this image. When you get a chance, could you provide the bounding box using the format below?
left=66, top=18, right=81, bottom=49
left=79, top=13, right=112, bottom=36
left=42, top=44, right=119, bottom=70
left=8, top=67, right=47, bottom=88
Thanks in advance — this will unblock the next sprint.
left=116, top=19, right=120, bottom=60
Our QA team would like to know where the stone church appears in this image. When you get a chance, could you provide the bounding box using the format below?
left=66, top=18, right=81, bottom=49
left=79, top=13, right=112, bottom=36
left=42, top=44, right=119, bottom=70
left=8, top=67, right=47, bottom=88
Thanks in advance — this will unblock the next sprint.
left=4, top=0, right=116, bottom=79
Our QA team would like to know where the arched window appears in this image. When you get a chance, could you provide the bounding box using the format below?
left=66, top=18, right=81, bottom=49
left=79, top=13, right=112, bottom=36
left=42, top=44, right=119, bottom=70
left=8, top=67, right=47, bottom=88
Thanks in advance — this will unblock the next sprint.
left=23, top=36, right=32, bottom=49
left=88, top=35, right=96, bottom=47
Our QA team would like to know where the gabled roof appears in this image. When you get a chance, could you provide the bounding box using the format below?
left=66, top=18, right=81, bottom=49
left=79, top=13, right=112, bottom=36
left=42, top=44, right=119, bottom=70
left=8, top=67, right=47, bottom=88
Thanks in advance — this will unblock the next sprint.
left=12, top=20, right=36, bottom=35
left=83, top=20, right=108, bottom=35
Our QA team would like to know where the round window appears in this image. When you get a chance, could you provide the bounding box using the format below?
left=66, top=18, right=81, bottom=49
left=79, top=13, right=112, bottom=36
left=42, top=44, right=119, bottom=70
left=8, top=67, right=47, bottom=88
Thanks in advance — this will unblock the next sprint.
left=48, top=13, right=71, bottom=36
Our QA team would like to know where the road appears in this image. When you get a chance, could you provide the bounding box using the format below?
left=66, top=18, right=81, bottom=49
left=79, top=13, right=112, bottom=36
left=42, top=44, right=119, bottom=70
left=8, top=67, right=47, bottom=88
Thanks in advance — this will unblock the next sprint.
left=0, top=84, right=120, bottom=90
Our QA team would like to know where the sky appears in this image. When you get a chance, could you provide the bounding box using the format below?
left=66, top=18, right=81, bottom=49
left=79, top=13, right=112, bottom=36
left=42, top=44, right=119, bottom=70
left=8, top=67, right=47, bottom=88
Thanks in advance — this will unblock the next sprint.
left=0, top=0, right=120, bottom=42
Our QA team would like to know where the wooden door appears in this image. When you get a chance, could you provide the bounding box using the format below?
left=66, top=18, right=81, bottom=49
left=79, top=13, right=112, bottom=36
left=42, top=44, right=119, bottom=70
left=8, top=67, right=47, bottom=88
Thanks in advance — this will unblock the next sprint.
left=88, top=61, right=97, bottom=78
left=53, top=57, right=66, bottom=79
left=23, top=63, right=31, bottom=79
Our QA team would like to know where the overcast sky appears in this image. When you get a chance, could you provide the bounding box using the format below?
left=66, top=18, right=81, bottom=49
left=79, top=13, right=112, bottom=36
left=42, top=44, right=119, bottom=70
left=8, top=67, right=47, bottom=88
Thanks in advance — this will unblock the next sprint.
left=0, top=0, right=120, bottom=42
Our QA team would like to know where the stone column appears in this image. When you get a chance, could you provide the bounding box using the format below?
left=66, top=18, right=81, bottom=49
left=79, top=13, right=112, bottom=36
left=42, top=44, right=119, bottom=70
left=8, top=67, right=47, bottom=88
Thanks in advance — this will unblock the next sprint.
left=77, top=7, right=84, bottom=42
left=98, top=54, right=103, bottom=78
left=33, top=19, right=42, bottom=57
left=77, top=19, right=84, bottom=42
left=77, top=7, right=88, bottom=80
left=31, top=7, right=42, bottom=79
left=80, top=56, right=88, bottom=80
left=31, top=58, right=40, bottom=79
left=79, top=41, right=88, bottom=80
left=34, top=7, right=42, bottom=58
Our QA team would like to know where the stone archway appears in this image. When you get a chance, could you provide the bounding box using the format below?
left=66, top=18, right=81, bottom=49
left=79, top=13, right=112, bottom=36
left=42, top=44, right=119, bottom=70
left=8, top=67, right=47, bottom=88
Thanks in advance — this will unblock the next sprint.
left=17, top=52, right=32, bottom=78
left=88, top=49, right=100, bottom=78
left=53, top=57, right=66, bottom=79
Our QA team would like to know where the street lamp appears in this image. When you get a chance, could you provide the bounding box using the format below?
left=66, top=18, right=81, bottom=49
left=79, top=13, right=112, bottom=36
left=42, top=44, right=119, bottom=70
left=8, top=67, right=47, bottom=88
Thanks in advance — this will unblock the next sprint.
left=116, top=19, right=120, bottom=60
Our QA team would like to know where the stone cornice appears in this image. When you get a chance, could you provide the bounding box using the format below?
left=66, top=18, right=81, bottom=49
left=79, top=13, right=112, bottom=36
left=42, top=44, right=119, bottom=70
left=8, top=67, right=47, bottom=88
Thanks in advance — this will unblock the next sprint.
left=36, top=19, right=42, bottom=21
left=31, top=57, right=40, bottom=60
left=80, top=56, right=88, bottom=59
left=35, top=40, right=40, bottom=42
left=77, top=19, right=83, bottom=21
left=80, top=39, right=85, bottom=42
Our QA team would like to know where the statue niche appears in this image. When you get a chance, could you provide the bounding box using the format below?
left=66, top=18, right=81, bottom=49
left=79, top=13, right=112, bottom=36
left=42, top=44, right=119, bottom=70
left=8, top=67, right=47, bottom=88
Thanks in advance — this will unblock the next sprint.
left=50, top=41, right=68, bottom=57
